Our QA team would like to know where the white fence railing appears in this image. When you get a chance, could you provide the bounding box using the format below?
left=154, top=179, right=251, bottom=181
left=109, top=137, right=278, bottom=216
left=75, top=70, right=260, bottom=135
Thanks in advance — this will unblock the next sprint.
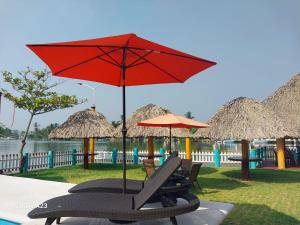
left=0, top=150, right=84, bottom=174
left=95, top=150, right=242, bottom=165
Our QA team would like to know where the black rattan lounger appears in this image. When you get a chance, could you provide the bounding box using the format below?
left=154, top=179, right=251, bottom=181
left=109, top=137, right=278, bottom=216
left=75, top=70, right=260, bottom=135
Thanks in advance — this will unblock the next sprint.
left=69, top=151, right=182, bottom=194
left=28, top=157, right=200, bottom=225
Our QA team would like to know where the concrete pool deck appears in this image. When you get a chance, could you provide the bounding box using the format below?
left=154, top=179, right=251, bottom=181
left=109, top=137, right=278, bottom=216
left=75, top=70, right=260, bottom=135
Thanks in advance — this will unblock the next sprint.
left=0, top=175, right=234, bottom=225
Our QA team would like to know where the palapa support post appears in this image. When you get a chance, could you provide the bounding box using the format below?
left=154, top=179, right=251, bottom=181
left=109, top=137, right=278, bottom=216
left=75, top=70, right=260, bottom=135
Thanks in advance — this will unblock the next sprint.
left=159, top=147, right=165, bottom=166
left=185, top=137, right=191, bottom=160
left=83, top=138, right=89, bottom=169
left=89, top=138, right=95, bottom=163
left=213, top=143, right=220, bottom=168
left=148, top=136, right=154, bottom=159
left=89, top=106, right=96, bottom=163
left=241, top=139, right=250, bottom=180
left=133, top=147, right=139, bottom=165
left=72, top=149, right=77, bottom=166
left=48, top=150, right=54, bottom=169
left=276, top=138, right=286, bottom=169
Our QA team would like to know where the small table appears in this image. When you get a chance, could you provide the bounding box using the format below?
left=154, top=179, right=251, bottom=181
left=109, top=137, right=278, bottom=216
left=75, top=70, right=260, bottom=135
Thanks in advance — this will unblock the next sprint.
left=228, top=157, right=262, bottom=162
left=138, top=154, right=164, bottom=159
left=75, top=153, right=99, bottom=156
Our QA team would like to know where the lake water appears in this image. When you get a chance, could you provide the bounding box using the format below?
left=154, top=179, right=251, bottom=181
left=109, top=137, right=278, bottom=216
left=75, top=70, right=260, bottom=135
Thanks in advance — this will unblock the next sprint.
left=0, top=140, right=106, bottom=154
left=0, top=139, right=241, bottom=155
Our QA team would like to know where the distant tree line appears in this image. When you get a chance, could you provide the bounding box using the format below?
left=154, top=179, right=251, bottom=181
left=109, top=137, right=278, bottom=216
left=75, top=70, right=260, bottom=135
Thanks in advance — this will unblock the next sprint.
left=0, top=123, right=19, bottom=139
left=27, top=122, right=59, bottom=140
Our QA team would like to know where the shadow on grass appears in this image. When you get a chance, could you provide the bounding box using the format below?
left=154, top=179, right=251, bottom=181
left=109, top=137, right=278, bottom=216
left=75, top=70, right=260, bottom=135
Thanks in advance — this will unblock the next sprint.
left=88, top=163, right=142, bottom=171
left=14, top=171, right=68, bottom=183
left=222, top=169, right=300, bottom=184
left=197, top=177, right=248, bottom=191
left=223, top=202, right=299, bottom=225
left=11, top=163, right=144, bottom=183
left=199, top=167, right=218, bottom=175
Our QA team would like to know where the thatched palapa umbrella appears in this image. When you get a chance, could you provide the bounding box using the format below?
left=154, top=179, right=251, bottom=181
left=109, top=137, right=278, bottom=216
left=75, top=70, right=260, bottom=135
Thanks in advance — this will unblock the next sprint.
left=263, top=74, right=300, bottom=167
left=49, top=108, right=115, bottom=169
left=114, top=104, right=189, bottom=158
left=263, top=73, right=300, bottom=136
left=193, top=97, right=295, bottom=179
left=262, top=73, right=300, bottom=169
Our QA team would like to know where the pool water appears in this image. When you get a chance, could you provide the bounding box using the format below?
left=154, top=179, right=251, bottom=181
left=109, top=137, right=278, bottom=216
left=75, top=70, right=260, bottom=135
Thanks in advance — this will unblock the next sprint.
left=0, top=219, right=20, bottom=225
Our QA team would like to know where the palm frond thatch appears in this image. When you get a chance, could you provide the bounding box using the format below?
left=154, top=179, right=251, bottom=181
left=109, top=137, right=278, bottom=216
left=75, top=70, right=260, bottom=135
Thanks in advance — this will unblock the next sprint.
left=114, top=104, right=190, bottom=138
left=193, top=97, right=296, bottom=140
left=263, top=73, right=300, bottom=136
left=49, top=108, right=115, bottom=139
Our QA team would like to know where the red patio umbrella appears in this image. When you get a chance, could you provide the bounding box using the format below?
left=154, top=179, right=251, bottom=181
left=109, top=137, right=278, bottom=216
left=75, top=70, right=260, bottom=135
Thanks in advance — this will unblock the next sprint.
left=138, top=113, right=209, bottom=152
left=27, top=33, right=216, bottom=193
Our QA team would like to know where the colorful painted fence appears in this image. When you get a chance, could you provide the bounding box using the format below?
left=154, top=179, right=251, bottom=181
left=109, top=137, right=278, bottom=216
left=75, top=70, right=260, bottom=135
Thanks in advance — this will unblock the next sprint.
left=2, top=146, right=296, bottom=174
left=0, top=150, right=83, bottom=174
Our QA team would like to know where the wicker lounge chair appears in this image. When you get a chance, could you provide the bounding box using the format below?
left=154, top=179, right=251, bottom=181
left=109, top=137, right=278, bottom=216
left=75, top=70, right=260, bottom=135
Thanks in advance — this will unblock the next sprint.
left=28, top=157, right=200, bottom=225
left=180, top=159, right=192, bottom=177
left=143, top=158, right=156, bottom=179
left=189, top=163, right=202, bottom=189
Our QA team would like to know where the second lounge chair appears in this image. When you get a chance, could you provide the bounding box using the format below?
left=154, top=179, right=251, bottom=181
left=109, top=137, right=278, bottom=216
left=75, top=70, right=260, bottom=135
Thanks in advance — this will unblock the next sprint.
left=68, top=151, right=187, bottom=195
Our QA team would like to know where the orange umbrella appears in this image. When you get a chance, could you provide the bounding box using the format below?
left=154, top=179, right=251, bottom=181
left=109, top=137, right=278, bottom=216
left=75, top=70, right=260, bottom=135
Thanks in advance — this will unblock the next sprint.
left=138, top=113, right=209, bottom=151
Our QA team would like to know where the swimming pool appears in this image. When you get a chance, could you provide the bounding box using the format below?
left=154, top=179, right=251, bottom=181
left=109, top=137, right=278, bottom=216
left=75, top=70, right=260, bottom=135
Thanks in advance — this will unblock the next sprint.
left=0, top=219, right=20, bottom=225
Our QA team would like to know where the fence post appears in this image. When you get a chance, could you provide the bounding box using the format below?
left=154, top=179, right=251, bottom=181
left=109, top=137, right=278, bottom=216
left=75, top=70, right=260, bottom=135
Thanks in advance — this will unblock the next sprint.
left=296, top=146, right=300, bottom=166
left=112, top=147, right=118, bottom=165
left=133, top=147, right=139, bottom=165
left=213, top=144, right=220, bottom=168
left=159, top=147, right=165, bottom=166
left=249, top=149, right=257, bottom=169
left=262, top=146, right=267, bottom=160
left=257, top=148, right=261, bottom=159
left=48, top=150, right=54, bottom=169
left=72, top=149, right=77, bottom=166
left=23, top=153, right=29, bottom=173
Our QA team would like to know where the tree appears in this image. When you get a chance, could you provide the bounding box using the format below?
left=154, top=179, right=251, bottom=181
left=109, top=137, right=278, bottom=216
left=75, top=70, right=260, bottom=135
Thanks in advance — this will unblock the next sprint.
left=1, top=68, right=84, bottom=172
left=0, top=123, right=19, bottom=139
left=184, top=111, right=194, bottom=119
left=111, top=120, right=122, bottom=128
left=111, top=115, right=122, bottom=128
left=184, top=111, right=198, bottom=134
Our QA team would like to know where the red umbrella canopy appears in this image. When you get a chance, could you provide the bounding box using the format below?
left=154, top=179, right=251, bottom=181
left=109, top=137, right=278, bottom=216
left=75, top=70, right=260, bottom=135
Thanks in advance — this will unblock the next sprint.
left=27, top=33, right=216, bottom=86
left=138, top=113, right=209, bottom=129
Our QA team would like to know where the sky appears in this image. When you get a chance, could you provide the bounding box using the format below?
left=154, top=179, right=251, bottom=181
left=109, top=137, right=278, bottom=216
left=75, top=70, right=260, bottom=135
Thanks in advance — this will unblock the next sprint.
left=0, top=0, right=299, bottom=131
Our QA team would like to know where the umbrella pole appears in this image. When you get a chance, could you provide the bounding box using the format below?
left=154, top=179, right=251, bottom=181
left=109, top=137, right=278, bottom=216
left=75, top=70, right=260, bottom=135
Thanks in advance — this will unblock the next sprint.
left=121, top=47, right=127, bottom=194
left=169, top=125, right=172, bottom=153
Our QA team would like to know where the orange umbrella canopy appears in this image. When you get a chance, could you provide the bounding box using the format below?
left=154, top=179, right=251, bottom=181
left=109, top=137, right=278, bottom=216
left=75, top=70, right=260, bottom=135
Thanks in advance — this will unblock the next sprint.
left=138, top=113, right=209, bottom=129
left=138, top=113, right=209, bottom=152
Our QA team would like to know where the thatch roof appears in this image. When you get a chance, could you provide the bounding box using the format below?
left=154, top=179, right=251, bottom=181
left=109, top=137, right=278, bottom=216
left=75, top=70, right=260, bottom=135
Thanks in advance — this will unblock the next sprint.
left=193, top=97, right=296, bottom=140
left=114, top=104, right=190, bottom=138
left=49, top=108, right=115, bottom=139
left=263, top=73, right=300, bottom=136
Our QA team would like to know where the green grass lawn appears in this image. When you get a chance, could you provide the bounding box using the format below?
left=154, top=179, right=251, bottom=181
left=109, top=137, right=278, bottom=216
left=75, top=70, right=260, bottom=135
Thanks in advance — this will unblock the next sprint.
left=14, top=164, right=300, bottom=225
